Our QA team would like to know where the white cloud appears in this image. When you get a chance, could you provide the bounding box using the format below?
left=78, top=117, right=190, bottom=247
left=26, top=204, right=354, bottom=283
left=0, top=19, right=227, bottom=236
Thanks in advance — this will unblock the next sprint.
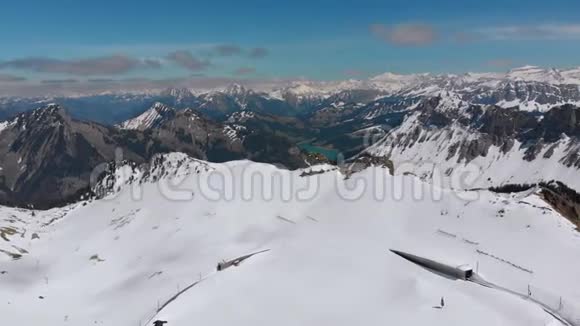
left=371, top=23, right=437, bottom=46
left=478, top=24, right=580, bottom=40
left=0, top=55, right=160, bottom=76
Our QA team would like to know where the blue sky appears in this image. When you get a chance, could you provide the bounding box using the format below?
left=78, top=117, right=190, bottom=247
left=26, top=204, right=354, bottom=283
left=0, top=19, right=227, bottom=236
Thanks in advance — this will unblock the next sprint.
left=1, top=0, right=580, bottom=89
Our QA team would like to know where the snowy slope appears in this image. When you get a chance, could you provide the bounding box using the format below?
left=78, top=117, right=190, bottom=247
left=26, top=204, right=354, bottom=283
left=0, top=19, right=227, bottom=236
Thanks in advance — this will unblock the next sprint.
left=0, top=119, right=15, bottom=134
left=1, top=153, right=580, bottom=325
left=119, top=102, right=175, bottom=130
left=363, top=91, right=580, bottom=193
left=369, top=72, right=431, bottom=93
left=506, top=66, right=567, bottom=84
left=368, top=111, right=580, bottom=192
left=562, top=68, right=580, bottom=84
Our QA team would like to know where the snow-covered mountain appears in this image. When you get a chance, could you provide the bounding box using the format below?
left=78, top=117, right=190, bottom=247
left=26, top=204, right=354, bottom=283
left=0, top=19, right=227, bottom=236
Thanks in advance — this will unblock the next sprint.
left=160, top=87, right=198, bottom=101
left=505, top=65, right=580, bottom=84
left=2, top=65, right=580, bottom=210
left=506, top=66, right=567, bottom=84
left=0, top=104, right=150, bottom=208
left=1, top=153, right=580, bottom=325
left=0, top=102, right=308, bottom=207
left=119, top=102, right=176, bottom=130
left=3, top=66, right=580, bottom=125
left=365, top=95, right=580, bottom=192
left=368, top=69, right=580, bottom=113
left=257, top=67, right=580, bottom=114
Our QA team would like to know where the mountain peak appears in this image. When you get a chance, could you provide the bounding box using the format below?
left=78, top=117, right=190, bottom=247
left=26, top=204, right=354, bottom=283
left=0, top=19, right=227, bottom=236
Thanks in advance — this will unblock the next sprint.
left=161, top=87, right=196, bottom=99
left=181, top=107, right=202, bottom=120
left=119, top=102, right=175, bottom=131
left=510, top=65, right=541, bottom=71
left=507, top=66, right=564, bottom=84
left=41, top=103, right=66, bottom=114
left=151, top=102, right=173, bottom=113
left=224, top=83, right=248, bottom=96
left=286, top=83, right=318, bottom=94
left=19, top=103, right=71, bottom=125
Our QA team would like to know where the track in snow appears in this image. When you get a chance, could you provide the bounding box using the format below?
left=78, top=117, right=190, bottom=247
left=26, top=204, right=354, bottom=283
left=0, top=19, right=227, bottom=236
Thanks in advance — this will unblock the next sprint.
left=145, top=249, right=271, bottom=325
left=469, top=275, right=577, bottom=326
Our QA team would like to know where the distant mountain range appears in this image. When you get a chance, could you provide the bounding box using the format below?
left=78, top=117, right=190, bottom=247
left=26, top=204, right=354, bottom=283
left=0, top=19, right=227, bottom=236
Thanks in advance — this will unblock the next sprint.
left=0, top=65, right=580, bottom=208
left=3, top=65, right=580, bottom=123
